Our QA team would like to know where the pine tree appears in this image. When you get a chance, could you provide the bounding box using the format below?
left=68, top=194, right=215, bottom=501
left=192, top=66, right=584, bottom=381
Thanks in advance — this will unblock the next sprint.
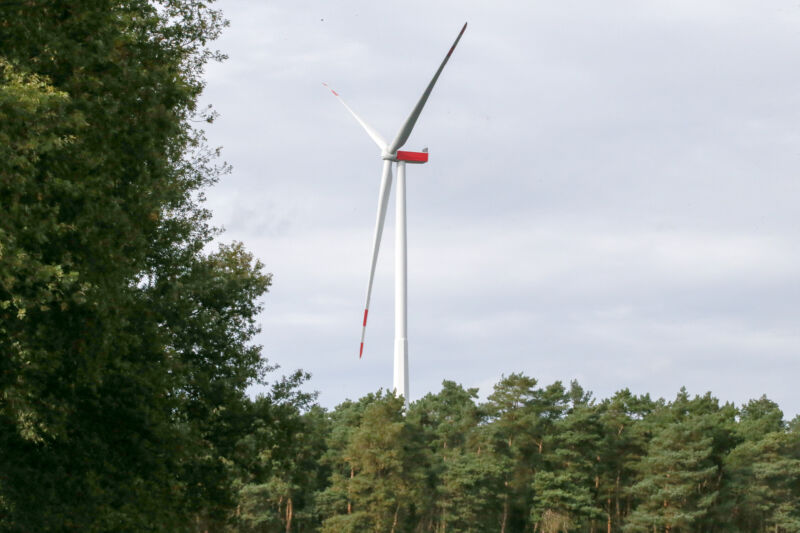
left=532, top=399, right=605, bottom=531
left=483, top=374, right=547, bottom=532
left=407, top=380, right=483, bottom=530
left=233, top=373, right=326, bottom=533
left=624, top=390, right=734, bottom=532
left=724, top=397, right=800, bottom=532
left=439, top=449, right=507, bottom=533
left=595, top=389, right=655, bottom=532
left=319, top=393, right=426, bottom=533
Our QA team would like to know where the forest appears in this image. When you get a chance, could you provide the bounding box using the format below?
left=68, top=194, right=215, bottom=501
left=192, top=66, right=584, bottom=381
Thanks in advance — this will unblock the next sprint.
left=1, top=1, right=798, bottom=532
left=230, top=378, right=800, bottom=533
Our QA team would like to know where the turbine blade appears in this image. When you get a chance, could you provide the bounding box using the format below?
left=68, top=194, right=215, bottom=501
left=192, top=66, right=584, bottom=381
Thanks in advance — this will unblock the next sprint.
left=387, top=22, right=467, bottom=154
left=323, top=83, right=388, bottom=151
left=360, top=160, right=394, bottom=358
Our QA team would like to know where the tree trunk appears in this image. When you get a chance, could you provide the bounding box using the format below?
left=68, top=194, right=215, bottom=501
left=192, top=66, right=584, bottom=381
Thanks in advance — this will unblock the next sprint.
left=285, top=497, right=293, bottom=533
left=390, top=502, right=400, bottom=533
left=500, top=495, right=509, bottom=533
left=347, top=466, right=354, bottom=514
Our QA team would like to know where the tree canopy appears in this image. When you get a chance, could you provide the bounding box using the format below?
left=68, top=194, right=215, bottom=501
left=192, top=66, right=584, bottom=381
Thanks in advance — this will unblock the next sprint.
left=230, top=379, right=799, bottom=533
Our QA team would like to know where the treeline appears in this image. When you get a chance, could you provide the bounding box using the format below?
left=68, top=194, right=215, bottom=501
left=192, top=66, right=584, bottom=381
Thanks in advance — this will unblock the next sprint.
left=230, top=377, right=800, bottom=533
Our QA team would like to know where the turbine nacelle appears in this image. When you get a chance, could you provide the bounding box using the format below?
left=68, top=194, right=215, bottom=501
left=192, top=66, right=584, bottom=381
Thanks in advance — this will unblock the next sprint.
left=397, top=150, right=429, bottom=164
left=382, top=150, right=429, bottom=164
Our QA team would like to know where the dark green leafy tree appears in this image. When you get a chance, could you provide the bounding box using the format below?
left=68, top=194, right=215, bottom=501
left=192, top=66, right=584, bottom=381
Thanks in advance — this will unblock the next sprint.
left=0, top=57, right=86, bottom=444
left=233, top=372, right=328, bottom=533
left=0, top=2, right=273, bottom=530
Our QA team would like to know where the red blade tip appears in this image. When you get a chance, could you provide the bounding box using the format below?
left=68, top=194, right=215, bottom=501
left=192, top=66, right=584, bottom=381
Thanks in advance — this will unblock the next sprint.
left=322, top=82, right=338, bottom=96
left=322, top=81, right=339, bottom=96
left=359, top=342, right=364, bottom=358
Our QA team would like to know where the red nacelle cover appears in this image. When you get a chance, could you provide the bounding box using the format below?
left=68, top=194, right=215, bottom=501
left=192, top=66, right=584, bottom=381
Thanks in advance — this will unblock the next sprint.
left=396, top=151, right=429, bottom=163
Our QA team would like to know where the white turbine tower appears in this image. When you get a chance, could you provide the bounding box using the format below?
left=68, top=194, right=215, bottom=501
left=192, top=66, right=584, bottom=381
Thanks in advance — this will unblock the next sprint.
left=324, top=23, right=467, bottom=407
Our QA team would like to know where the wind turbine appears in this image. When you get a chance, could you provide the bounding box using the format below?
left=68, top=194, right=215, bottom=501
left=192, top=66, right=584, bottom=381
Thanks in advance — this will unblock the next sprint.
left=324, top=23, right=467, bottom=407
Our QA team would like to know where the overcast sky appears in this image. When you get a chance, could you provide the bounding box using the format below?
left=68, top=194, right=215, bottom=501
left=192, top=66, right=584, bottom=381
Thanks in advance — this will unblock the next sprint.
left=199, top=0, right=800, bottom=418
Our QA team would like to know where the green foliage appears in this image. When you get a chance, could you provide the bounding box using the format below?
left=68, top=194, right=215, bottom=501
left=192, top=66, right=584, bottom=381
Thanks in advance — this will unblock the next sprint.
left=725, top=408, right=800, bottom=532
left=240, top=380, right=798, bottom=533
left=483, top=373, right=551, bottom=531
left=531, top=403, right=604, bottom=529
left=623, top=391, right=737, bottom=532
left=409, top=381, right=500, bottom=531
left=233, top=374, right=327, bottom=533
left=317, top=392, right=427, bottom=533
left=438, top=449, right=507, bottom=532
left=0, top=2, right=275, bottom=530
left=409, top=380, right=481, bottom=453
left=594, top=389, right=655, bottom=531
left=0, top=58, right=87, bottom=444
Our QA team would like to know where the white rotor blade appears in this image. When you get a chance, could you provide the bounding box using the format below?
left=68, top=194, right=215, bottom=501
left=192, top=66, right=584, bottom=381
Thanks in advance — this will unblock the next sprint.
left=387, top=22, right=467, bottom=154
left=360, top=159, right=394, bottom=358
left=323, top=83, right=388, bottom=151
